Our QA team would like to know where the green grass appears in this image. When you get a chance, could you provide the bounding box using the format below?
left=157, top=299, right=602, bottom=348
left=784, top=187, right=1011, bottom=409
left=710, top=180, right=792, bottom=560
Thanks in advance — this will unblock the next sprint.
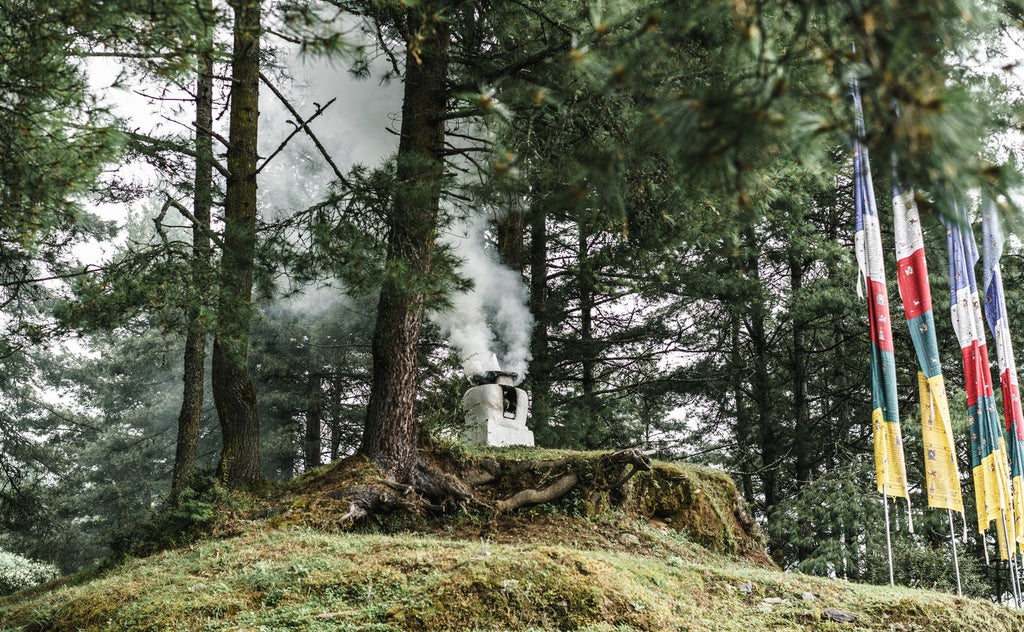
left=3, top=526, right=1023, bottom=631
left=3, top=451, right=1021, bottom=631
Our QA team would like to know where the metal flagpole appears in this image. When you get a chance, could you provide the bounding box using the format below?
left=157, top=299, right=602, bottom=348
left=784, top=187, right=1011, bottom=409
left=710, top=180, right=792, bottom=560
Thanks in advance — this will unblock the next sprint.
left=883, top=486, right=895, bottom=586
left=1005, top=481, right=1022, bottom=607
left=1007, top=471, right=1023, bottom=607
left=1002, top=512, right=1022, bottom=607
left=948, top=509, right=962, bottom=596
left=1012, top=546, right=1021, bottom=607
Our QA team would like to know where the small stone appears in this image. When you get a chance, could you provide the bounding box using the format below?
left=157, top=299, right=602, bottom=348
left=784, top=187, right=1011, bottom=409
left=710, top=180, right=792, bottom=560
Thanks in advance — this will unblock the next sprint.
left=500, top=579, right=520, bottom=593
left=619, top=532, right=640, bottom=546
left=801, top=591, right=815, bottom=601
left=824, top=608, right=857, bottom=623
left=738, top=582, right=753, bottom=594
left=763, top=597, right=785, bottom=605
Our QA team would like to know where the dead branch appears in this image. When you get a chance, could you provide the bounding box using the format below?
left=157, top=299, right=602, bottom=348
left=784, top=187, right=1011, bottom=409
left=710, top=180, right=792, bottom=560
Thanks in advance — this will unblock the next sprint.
left=465, top=456, right=577, bottom=487
left=259, top=72, right=350, bottom=187
left=484, top=449, right=651, bottom=514
left=603, top=448, right=653, bottom=487
left=257, top=97, right=337, bottom=175
left=333, top=449, right=653, bottom=526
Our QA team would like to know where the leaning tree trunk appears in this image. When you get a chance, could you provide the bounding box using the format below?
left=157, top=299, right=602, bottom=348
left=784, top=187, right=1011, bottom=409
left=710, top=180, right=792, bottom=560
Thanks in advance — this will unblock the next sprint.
left=171, top=1, right=215, bottom=501
left=212, top=0, right=261, bottom=489
left=361, top=7, right=450, bottom=481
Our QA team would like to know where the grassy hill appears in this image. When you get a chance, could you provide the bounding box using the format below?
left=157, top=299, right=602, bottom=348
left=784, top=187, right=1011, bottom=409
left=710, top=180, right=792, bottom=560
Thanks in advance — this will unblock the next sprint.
left=2, top=447, right=1023, bottom=631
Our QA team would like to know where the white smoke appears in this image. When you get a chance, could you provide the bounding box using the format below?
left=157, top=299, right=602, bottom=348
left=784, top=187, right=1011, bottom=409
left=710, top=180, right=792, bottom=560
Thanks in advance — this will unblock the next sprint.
left=431, top=213, right=534, bottom=383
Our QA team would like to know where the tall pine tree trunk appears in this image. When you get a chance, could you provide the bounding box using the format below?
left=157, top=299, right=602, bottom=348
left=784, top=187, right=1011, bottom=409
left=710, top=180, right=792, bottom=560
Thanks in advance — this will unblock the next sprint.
left=213, top=0, right=261, bottom=489
left=739, top=226, right=777, bottom=513
left=791, top=254, right=811, bottom=487
left=729, top=313, right=755, bottom=505
left=750, top=300, right=777, bottom=510
left=528, top=201, right=551, bottom=436
left=304, top=392, right=323, bottom=471
left=361, top=8, right=449, bottom=480
left=171, top=3, right=214, bottom=500
left=496, top=203, right=524, bottom=271
left=330, top=382, right=344, bottom=461
left=578, top=218, right=600, bottom=446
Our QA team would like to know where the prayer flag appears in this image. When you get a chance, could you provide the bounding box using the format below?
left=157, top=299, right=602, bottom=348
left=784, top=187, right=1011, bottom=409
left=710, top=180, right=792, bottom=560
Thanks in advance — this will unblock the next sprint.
left=981, top=201, right=1024, bottom=546
left=892, top=181, right=963, bottom=513
left=853, top=86, right=909, bottom=500
left=946, top=203, right=1014, bottom=556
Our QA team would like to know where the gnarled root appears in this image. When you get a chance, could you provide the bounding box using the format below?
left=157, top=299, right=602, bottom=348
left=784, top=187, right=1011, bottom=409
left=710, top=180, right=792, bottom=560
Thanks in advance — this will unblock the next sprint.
left=337, top=458, right=479, bottom=525
left=339, top=448, right=654, bottom=525
left=483, top=447, right=653, bottom=513
left=335, top=484, right=421, bottom=524
left=494, top=472, right=580, bottom=512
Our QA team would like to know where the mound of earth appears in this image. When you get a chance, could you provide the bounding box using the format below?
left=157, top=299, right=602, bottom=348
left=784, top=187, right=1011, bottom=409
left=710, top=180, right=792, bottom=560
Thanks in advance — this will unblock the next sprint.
left=237, top=445, right=770, bottom=566
left=4, top=447, right=1024, bottom=631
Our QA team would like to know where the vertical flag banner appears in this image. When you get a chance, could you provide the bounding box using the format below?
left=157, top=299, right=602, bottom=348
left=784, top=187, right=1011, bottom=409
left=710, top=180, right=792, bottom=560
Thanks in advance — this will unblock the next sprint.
left=946, top=204, right=1014, bottom=556
left=853, top=86, right=910, bottom=501
left=892, top=181, right=964, bottom=513
left=981, top=201, right=1024, bottom=546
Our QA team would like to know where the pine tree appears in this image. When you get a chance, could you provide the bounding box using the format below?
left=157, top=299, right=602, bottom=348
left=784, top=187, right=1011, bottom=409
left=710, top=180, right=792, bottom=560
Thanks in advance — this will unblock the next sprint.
left=212, top=0, right=263, bottom=489
left=172, top=0, right=217, bottom=500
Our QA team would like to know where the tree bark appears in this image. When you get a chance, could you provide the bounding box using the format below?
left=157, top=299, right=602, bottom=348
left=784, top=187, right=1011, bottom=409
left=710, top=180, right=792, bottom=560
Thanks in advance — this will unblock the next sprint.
left=496, top=203, right=525, bottom=271
left=171, top=3, right=215, bottom=501
left=791, top=254, right=811, bottom=487
left=750, top=297, right=777, bottom=512
left=361, top=7, right=449, bottom=481
left=330, top=382, right=343, bottom=462
left=304, top=395, right=323, bottom=471
left=527, top=201, right=552, bottom=435
left=729, top=312, right=755, bottom=505
left=578, top=218, right=601, bottom=446
left=213, top=0, right=261, bottom=489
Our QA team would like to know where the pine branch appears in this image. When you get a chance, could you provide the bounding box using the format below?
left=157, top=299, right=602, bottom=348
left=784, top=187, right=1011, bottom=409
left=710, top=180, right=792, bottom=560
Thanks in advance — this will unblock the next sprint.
left=158, top=195, right=226, bottom=249
left=125, top=131, right=229, bottom=178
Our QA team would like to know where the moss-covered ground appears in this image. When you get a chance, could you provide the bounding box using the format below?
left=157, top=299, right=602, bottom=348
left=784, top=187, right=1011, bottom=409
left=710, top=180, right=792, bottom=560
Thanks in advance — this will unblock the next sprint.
left=2, top=448, right=1022, bottom=631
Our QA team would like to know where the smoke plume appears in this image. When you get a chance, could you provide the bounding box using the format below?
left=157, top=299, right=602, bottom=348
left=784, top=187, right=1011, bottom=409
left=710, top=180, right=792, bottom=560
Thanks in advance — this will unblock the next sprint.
left=431, top=213, right=534, bottom=383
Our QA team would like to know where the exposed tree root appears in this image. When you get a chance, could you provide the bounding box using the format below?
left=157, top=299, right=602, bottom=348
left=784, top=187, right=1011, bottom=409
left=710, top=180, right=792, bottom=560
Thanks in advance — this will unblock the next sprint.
left=338, top=448, right=654, bottom=525
left=335, top=484, right=420, bottom=524
left=479, top=448, right=652, bottom=512
left=336, top=456, right=479, bottom=525
left=493, top=472, right=580, bottom=512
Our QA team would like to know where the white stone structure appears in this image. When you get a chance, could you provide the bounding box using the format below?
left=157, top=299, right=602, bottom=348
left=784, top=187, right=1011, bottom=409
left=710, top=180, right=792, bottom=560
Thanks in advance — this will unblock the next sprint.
left=462, top=371, right=534, bottom=447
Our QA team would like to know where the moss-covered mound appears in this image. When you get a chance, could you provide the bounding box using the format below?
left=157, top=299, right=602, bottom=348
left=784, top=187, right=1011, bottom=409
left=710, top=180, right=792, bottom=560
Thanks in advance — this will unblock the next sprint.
left=3, top=448, right=1023, bottom=631
left=242, top=446, right=770, bottom=566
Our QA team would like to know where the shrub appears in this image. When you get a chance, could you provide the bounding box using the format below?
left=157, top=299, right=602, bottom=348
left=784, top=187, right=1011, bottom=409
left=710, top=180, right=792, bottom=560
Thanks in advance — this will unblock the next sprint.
left=0, top=549, right=58, bottom=596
